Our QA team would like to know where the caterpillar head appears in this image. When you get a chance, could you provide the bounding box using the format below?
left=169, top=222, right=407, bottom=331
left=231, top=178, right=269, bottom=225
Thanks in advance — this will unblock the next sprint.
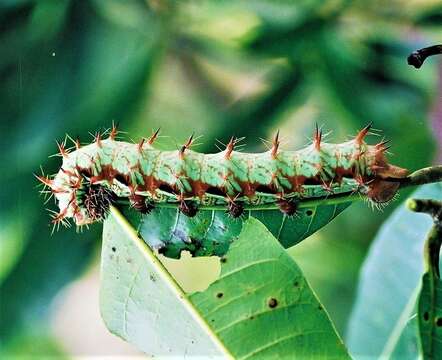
left=37, top=134, right=128, bottom=227
left=38, top=165, right=116, bottom=228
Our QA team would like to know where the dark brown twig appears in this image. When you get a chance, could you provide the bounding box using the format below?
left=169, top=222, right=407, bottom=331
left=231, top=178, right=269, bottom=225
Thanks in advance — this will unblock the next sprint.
left=408, top=45, right=442, bottom=69
left=382, top=166, right=442, bottom=189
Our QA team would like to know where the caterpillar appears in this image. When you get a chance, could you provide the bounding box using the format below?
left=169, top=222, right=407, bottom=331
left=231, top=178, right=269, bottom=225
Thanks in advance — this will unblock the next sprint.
left=37, top=124, right=408, bottom=228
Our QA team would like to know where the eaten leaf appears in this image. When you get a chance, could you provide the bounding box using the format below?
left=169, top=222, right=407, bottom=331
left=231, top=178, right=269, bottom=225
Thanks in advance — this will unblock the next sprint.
left=100, top=207, right=350, bottom=358
left=124, top=200, right=351, bottom=258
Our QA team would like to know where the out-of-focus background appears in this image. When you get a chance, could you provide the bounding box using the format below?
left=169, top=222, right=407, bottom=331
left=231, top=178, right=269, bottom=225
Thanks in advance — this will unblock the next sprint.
left=1, top=0, right=442, bottom=357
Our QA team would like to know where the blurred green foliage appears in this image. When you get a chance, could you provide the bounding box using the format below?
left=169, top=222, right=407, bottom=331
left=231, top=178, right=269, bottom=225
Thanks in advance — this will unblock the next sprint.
left=1, top=0, right=441, bottom=356
left=347, top=183, right=442, bottom=358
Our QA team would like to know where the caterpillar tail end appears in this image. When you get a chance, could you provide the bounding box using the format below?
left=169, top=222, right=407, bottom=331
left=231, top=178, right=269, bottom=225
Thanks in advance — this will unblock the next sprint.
left=368, top=164, right=408, bottom=203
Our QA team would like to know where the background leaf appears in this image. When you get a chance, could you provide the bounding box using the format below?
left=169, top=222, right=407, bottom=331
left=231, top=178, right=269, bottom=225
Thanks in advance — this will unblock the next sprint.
left=418, top=272, right=442, bottom=358
left=413, top=202, right=442, bottom=359
left=346, top=183, right=442, bottom=359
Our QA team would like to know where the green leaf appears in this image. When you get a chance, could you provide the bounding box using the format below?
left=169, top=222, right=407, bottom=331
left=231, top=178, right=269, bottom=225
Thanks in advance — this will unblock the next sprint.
left=189, top=216, right=350, bottom=359
left=100, top=207, right=226, bottom=356
left=418, top=272, right=442, bottom=358
left=0, top=216, right=26, bottom=284
left=389, top=313, right=419, bottom=359
left=346, top=183, right=442, bottom=359
left=1, top=329, right=67, bottom=359
left=415, top=210, right=442, bottom=359
left=414, top=6, right=442, bottom=26
left=101, top=207, right=349, bottom=358
left=124, top=200, right=351, bottom=259
left=0, top=220, right=96, bottom=342
left=100, top=207, right=227, bottom=357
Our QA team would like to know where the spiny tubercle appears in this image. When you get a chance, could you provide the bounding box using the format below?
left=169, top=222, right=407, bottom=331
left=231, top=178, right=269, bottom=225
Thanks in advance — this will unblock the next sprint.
left=40, top=126, right=408, bottom=226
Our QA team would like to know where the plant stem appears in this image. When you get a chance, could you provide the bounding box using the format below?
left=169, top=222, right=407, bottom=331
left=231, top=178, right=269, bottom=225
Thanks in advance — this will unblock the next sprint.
left=408, top=45, right=442, bottom=69
left=396, top=166, right=442, bottom=188
left=407, top=198, right=442, bottom=277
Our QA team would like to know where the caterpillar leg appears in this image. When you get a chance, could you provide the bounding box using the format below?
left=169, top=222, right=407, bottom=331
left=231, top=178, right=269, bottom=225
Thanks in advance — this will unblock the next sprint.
left=276, top=198, right=299, bottom=217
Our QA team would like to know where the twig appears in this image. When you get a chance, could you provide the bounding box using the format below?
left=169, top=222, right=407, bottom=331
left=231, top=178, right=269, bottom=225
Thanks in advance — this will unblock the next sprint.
left=394, top=166, right=442, bottom=188
left=408, top=45, right=442, bottom=69
left=407, top=198, right=442, bottom=221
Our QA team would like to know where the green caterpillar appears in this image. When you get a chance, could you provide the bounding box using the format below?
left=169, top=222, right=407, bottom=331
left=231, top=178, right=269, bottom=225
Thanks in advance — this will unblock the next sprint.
left=37, top=124, right=407, bottom=228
